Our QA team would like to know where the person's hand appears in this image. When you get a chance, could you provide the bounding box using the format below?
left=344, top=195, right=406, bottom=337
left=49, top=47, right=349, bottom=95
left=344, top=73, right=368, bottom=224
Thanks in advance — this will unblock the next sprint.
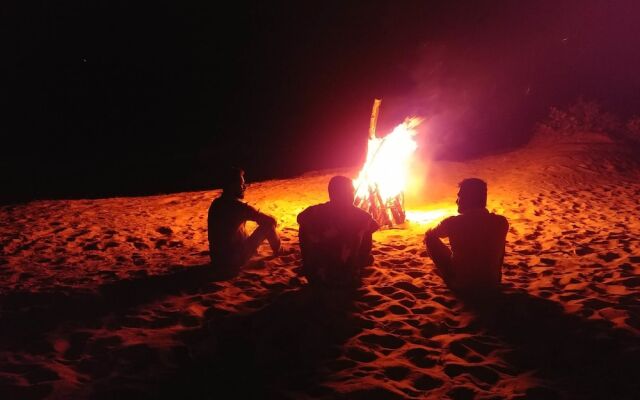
left=257, top=213, right=277, bottom=227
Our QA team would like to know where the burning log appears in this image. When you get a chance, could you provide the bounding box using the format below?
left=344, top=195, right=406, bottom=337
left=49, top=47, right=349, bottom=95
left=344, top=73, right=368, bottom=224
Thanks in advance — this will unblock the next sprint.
left=369, top=98, right=382, bottom=139
left=354, top=184, right=404, bottom=227
left=354, top=100, right=421, bottom=228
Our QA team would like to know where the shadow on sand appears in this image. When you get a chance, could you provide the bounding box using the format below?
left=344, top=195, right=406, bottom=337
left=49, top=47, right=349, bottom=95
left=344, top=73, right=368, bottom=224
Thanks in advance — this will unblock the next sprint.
left=466, top=289, right=640, bottom=399
left=0, top=263, right=237, bottom=351
left=137, top=286, right=363, bottom=400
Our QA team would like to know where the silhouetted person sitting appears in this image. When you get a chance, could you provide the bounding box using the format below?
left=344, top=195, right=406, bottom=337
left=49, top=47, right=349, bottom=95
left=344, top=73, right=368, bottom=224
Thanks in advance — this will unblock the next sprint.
left=297, top=175, right=379, bottom=288
left=208, top=167, right=280, bottom=268
left=424, top=178, right=508, bottom=296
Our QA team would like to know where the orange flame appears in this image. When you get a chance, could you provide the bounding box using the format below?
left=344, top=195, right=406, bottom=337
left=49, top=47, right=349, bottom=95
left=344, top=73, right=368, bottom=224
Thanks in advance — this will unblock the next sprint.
left=354, top=117, right=422, bottom=203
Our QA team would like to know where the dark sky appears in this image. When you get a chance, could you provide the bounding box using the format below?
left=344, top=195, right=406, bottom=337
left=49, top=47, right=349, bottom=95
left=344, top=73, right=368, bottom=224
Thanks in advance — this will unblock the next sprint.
left=2, top=0, right=640, bottom=202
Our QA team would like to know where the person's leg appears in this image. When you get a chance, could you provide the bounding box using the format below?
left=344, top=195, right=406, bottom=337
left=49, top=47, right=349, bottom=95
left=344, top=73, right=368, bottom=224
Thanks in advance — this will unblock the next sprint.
left=424, top=235, right=453, bottom=284
left=210, top=247, right=244, bottom=269
left=243, top=223, right=281, bottom=260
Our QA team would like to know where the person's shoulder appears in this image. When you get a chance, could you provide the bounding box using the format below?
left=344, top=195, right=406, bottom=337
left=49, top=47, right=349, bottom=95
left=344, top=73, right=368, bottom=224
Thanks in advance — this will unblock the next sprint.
left=489, top=212, right=509, bottom=229
left=349, top=206, right=379, bottom=230
left=297, top=202, right=329, bottom=222
left=209, top=194, right=224, bottom=209
left=219, top=195, right=256, bottom=211
left=498, top=214, right=509, bottom=226
left=236, top=199, right=260, bottom=216
left=443, top=214, right=459, bottom=222
left=489, top=212, right=508, bottom=223
left=349, top=205, right=371, bottom=218
left=300, top=202, right=329, bottom=215
left=440, top=215, right=459, bottom=226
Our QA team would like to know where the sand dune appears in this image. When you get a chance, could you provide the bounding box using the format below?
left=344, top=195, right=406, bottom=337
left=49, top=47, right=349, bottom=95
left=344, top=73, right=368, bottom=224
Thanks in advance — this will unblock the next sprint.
left=1, top=135, right=639, bottom=399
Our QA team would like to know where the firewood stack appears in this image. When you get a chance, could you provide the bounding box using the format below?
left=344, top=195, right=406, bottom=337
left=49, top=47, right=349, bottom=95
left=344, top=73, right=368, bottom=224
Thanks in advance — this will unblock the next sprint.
left=355, top=187, right=406, bottom=227
left=354, top=99, right=408, bottom=228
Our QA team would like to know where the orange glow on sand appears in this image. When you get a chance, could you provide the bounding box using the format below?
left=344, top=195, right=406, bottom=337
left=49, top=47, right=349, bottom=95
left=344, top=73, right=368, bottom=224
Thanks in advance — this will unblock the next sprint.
left=405, top=206, right=456, bottom=226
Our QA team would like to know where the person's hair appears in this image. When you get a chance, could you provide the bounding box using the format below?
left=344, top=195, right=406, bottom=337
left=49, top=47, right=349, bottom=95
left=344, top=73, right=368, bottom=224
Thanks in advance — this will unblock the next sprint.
left=458, top=178, right=487, bottom=209
left=328, top=175, right=354, bottom=203
left=222, top=166, right=244, bottom=190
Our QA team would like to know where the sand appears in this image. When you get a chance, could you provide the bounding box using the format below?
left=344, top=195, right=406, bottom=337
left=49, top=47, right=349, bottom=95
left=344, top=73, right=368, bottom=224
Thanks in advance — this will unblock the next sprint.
left=1, top=133, right=639, bottom=399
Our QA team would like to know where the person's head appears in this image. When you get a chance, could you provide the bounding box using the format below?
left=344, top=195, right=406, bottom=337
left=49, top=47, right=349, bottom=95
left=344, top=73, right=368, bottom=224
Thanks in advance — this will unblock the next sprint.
left=222, top=167, right=246, bottom=199
left=457, top=178, right=487, bottom=213
left=328, top=175, right=355, bottom=206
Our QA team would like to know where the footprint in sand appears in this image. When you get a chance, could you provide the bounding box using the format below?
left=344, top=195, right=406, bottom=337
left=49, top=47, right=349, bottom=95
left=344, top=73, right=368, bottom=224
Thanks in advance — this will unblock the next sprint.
left=413, top=373, right=443, bottom=391
left=575, top=246, right=594, bottom=255
left=82, top=241, right=100, bottom=251
left=449, top=337, right=498, bottom=364
left=432, top=296, right=459, bottom=309
left=359, top=333, right=406, bottom=350
left=421, top=321, right=447, bottom=337
left=393, top=281, right=423, bottom=294
left=597, top=252, right=620, bottom=262
left=447, top=386, right=477, bottom=400
left=345, top=346, right=377, bottom=362
left=540, top=257, right=556, bottom=266
left=359, top=294, right=385, bottom=307
left=388, top=304, right=411, bottom=315
left=414, top=305, right=437, bottom=315
left=406, top=270, right=427, bottom=279
left=619, top=277, right=640, bottom=288
left=399, top=299, right=415, bottom=308
left=384, top=365, right=410, bottom=381
left=444, top=363, right=500, bottom=386
left=404, top=347, right=438, bottom=368
left=376, top=286, right=396, bottom=296
left=407, top=259, right=424, bottom=267
left=156, top=226, right=173, bottom=235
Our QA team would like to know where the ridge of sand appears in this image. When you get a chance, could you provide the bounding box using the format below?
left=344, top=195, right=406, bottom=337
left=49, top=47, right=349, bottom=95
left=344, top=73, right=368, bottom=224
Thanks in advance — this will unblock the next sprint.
left=1, top=139, right=639, bottom=399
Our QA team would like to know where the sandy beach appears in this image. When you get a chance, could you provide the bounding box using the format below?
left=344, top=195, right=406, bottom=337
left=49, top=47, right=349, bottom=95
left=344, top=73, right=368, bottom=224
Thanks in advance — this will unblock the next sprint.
left=1, top=134, right=639, bottom=399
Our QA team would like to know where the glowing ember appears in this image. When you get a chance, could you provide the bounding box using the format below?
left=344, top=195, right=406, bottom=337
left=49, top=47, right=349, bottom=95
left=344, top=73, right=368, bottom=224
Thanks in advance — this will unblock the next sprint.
left=405, top=208, right=455, bottom=225
left=354, top=116, right=423, bottom=226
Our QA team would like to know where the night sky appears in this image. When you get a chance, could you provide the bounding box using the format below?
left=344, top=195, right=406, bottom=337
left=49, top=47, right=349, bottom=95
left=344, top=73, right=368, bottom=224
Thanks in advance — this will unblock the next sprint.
left=3, top=0, right=640, bottom=202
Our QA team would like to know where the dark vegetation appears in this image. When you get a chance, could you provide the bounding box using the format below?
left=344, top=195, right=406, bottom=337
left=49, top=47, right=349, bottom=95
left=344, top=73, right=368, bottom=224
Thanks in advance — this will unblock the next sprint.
left=536, top=98, right=640, bottom=143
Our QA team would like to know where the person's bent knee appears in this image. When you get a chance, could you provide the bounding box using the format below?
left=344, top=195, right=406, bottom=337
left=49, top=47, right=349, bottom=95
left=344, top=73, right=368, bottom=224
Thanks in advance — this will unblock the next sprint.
left=424, top=230, right=437, bottom=245
left=424, top=234, right=440, bottom=253
left=262, top=215, right=278, bottom=228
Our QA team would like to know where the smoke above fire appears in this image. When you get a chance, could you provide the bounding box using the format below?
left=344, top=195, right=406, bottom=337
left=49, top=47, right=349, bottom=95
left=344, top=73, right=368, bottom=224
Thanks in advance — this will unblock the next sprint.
left=375, top=0, right=640, bottom=161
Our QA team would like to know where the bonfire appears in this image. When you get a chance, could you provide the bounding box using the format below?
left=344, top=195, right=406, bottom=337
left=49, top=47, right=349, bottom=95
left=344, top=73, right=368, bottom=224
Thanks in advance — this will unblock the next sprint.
left=354, top=99, right=423, bottom=227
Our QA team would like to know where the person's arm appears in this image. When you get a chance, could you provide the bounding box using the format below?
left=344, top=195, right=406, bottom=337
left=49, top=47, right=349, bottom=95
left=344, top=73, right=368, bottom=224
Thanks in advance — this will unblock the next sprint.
left=243, top=203, right=277, bottom=227
left=497, top=216, right=509, bottom=283
left=207, top=201, right=216, bottom=252
left=424, top=217, right=453, bottom=242
left=358, top=217, right=379, bottom=267
left=255, top=211, right=277, bottom=227
left=498, top=215, right=509, bottom=259
left=297, top=211, right=309, bottom=253
left=359, top=233, right=374, bottom=266
left=501, top=216, right=510, bottom=237
left=296, top=208, right=320, bottom=280
left=296, top=207, right=321, bottom=242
